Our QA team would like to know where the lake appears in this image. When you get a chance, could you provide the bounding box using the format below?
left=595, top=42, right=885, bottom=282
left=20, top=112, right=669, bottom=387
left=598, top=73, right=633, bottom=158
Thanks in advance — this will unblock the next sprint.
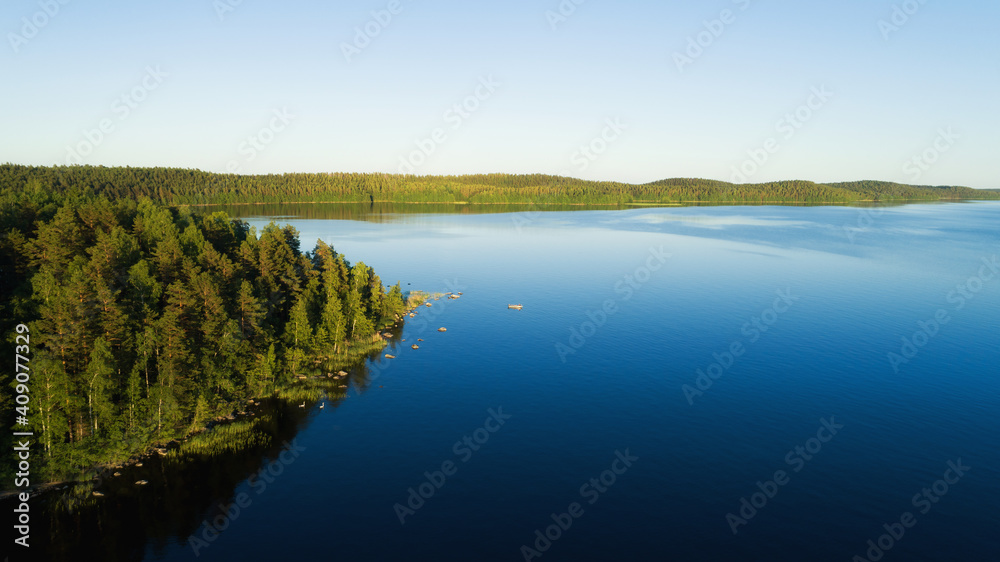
left=15, top=202, right=1000, bottom=561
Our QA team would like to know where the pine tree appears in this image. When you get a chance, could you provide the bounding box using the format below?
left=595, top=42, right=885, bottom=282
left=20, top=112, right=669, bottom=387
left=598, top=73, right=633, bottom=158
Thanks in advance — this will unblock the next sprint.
left=86, top=337, right=115, bottom=437
left=32, top=350, right=70, bottom=458
left=92, top=274, right=130, bottom=356
left=384, top=282, right=405, bottom=321
left=319, top=291, right=346, bottom=351
left=126, top=363, right=145, bottom=434
left=285, top=293, right=313, bottom=374
left=367, top=271, right=385, bottom=323
left=27, top=204, right=83, bottom=278
left=158, top=281, right=194, bottom=394
left=347, top=262, right=374, bottom=338
left=236, top=280, right=265, bottom=345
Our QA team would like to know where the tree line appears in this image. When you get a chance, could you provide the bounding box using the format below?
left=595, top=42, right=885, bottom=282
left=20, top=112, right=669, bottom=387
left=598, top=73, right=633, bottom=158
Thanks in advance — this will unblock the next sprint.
left=1, top=164, right=995, bottom=206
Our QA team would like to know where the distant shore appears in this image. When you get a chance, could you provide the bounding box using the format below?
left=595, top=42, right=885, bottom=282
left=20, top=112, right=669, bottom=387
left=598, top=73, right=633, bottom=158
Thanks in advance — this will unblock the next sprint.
left=3, top=164, right=997, bottom=207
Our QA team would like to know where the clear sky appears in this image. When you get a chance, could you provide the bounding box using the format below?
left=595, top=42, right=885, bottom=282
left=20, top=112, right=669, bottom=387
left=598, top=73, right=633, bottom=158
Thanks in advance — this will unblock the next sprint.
left=2, top=0, right=998, bottom=187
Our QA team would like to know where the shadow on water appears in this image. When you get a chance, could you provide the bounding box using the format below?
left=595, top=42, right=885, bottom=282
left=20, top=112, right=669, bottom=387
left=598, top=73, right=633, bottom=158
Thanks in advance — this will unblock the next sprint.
left=0, top=333, right=401, bottom=562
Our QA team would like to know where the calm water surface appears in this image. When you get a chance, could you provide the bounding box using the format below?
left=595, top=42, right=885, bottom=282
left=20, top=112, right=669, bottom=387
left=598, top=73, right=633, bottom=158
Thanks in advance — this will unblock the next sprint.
left=25, top=202, right=1000, bottom=561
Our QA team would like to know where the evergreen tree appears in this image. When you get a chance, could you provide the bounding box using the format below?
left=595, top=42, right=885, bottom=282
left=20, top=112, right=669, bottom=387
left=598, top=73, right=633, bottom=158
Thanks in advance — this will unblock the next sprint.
left=32, top=350, right=70, bottom=459
left=285, top=291, right=313, bottom=374
left=86, top=337, right=115, bottom=437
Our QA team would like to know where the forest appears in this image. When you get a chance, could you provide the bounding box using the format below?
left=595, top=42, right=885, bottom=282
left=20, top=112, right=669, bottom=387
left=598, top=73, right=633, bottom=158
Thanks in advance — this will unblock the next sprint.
left=0, top=184, right=407, bottom=486
left=1, top=164, right=996, bottom=206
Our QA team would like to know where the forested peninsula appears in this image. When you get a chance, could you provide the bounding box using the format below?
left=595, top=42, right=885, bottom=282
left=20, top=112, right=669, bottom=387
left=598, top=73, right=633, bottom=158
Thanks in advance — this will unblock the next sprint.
left=2, top=164, right=997, bottom=206
left=1, top=184, right=410, bottom=487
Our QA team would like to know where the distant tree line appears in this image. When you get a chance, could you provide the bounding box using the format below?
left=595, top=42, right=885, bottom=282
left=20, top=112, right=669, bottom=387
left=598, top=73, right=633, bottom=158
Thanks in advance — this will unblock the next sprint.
left=1, top=164, right=995, bottom=206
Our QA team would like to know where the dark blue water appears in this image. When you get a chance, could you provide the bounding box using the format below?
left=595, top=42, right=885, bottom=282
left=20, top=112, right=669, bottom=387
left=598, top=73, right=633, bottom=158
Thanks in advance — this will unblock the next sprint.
left=143, top=202, right=998, bottom=561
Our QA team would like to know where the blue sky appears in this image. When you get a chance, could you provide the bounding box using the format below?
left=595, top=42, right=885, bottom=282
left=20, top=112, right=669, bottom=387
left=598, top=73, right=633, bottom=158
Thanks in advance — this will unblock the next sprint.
left=2, top=0, right=998, bottom=187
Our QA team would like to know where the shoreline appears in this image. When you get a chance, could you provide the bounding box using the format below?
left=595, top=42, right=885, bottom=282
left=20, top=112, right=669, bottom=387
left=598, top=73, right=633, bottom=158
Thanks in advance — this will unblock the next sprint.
left=0, top=298, right=429, bottom=500
left=171, top=197, right=984, bottom=209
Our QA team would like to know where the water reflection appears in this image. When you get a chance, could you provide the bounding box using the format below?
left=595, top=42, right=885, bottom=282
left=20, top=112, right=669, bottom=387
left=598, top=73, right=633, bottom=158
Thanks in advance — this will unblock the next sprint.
left=4, top=339, right=398, bottom=562
left=202, top=200, right=906, bottom=225
left=205, top=202, right=631, bottom=223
